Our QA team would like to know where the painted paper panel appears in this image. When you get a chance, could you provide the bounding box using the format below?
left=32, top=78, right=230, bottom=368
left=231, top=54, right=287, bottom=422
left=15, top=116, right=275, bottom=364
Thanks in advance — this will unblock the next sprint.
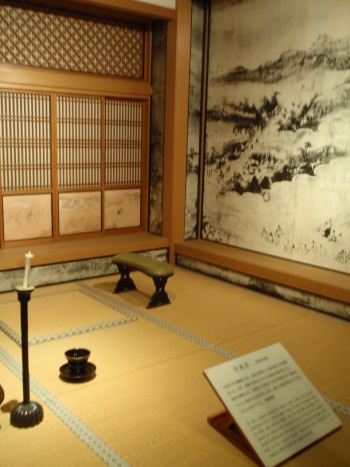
left=104, top=189, right=141, bottom=229
left=3, top=194, right=52, bottom=241
left=59, top=192, right=101, bottom=235
left=203, top=0, right=350, bottom=273
left=149, top=21, right=166, bottom=234
left=185, top=0, right=205, bottom=239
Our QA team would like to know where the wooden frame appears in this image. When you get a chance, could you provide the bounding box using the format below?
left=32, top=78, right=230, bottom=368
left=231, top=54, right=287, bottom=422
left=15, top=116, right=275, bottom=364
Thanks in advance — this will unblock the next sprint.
left=0, top=87, right=150, bottom=247
left=0, top=1, right=154, bottom=248
left=162, top=0, right=192, bottom=263
left=0, top=0, right=168, bottom=267
left=170, top=0, right=350, bottom=307
left=32, top=0, right=176, bottom=22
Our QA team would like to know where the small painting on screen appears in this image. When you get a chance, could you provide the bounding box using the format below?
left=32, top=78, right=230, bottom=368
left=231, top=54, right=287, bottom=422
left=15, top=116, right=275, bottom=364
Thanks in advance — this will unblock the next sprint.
left=3, top=194, right=52, bottom=241
left=59, top=192, right=101, bottom=235
left=104, top=189, right=141, bottom=229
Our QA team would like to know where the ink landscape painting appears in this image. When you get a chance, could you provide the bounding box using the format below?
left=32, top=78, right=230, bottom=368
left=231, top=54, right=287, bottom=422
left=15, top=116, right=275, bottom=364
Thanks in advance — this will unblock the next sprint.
left=201, top=0, right=350, bottom=273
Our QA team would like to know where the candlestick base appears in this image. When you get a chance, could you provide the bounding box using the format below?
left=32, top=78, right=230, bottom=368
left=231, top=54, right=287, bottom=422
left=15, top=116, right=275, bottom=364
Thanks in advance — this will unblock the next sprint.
left=11, top=401, right=44, bottom=428
left=15, top=285, right=35, bottom=292
left=0, top=384, right=4, bottom=405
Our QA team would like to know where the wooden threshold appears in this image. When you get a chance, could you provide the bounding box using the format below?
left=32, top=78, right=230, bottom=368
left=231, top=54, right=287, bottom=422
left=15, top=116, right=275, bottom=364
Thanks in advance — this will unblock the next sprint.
left=0, top=233, right=170, bottom=271
left=175, top=239, right=350, bottom=305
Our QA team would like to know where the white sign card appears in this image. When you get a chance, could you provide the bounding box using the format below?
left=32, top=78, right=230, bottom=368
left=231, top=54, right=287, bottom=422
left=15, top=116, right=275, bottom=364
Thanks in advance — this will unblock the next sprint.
left=204, top=343, right=341, bottom=467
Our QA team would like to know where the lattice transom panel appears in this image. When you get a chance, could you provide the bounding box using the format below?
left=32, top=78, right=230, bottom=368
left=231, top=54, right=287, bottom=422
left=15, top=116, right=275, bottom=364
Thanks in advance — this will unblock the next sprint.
left=0, top=1, right=144, bottom=78
left=0, top=91, right=51, bottom=191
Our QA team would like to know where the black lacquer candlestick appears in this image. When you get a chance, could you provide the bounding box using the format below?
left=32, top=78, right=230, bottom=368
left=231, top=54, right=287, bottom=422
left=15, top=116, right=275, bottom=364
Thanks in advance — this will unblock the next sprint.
left=10, top=286, right=44, bottom=428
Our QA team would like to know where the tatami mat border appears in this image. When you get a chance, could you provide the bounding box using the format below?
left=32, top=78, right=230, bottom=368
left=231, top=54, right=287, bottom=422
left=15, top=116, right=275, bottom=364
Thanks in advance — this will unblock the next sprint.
left=79, top=282, right=350, bottom=419
left=0, top=288, right=137, bottom=347
left=77, top=282, right=236, bottom=360
left=0, top=347, right=130, bottom=467
left=0, top=317, right=136, bottom=346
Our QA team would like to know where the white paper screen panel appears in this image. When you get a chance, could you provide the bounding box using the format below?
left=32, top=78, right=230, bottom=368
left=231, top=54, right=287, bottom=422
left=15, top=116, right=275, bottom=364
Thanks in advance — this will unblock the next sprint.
left=105, top=99, right=142, bottom=187
left=57, top=96, right=101, bottom=189
left=0, top=92, right=51, bottom=191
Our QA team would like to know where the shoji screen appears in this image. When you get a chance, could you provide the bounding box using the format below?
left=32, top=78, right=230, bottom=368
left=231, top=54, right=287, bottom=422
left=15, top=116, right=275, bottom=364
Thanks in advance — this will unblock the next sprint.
left=105, top=99, right=142, bottom=187
left=0, top=91, right=144, bottom=243
left=104, top=99, right=142, bottom=230
left=0, top=92, right=51, bottom=191
left=57, top=96, right=101, bottom=189
left=0, top=92, right=52, bottom=241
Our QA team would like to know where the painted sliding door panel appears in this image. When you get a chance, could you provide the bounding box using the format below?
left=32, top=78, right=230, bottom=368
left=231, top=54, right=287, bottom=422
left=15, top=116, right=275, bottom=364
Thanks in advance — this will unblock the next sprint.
left=202, top=0, right=350, bottom=274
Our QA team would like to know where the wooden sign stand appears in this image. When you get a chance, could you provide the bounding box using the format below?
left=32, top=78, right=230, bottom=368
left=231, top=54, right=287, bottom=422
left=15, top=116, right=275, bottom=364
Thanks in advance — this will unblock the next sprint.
left=207, top=410, right=260, bottom=464
left=204, top=343, right=341, bottom=467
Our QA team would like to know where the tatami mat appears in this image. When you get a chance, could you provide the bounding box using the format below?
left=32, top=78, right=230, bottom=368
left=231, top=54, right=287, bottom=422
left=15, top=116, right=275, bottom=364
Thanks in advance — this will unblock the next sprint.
left=0, top=286, right=136, bottom=346
left=0, top=360, right=111, bottom=467
left=1, top=266, right=350, bottom=466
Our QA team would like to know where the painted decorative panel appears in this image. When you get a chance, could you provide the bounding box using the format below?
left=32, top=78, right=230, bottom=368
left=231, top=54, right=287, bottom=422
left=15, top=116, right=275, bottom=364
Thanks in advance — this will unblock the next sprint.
left=3, top=194, right=52, bottom=241
left=202, top=0, right=350, bottom=274
left=185, top=0, right=205, bottom=239
left=104, top=189, right=141, bottom=229
left=149, top=21, right=167, bottom=234
left=0, top=1, right=144, bottom=78
left=59, top=191, right=101, bottom=235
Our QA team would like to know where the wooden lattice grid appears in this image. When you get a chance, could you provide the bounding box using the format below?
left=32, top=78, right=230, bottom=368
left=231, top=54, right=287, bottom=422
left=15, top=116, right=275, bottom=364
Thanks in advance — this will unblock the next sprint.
left=105, top=99, right=142, bottom=187
left=57, top=96, right=102, bottom=189
left=0, top=91, right=51, bottom=191
left=0, top=1, right=145, bottom=78
left=0, top=91, right=144, bottom=192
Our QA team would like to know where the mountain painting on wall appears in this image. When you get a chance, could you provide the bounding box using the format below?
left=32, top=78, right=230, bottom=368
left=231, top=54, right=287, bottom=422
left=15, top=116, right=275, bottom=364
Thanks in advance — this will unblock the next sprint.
left=202, top=0, right=350, bottom=274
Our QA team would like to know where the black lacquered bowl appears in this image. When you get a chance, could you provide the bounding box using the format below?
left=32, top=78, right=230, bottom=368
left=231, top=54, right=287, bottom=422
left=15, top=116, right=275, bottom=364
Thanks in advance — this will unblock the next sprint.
left=65, top=348, right=90, bottom=372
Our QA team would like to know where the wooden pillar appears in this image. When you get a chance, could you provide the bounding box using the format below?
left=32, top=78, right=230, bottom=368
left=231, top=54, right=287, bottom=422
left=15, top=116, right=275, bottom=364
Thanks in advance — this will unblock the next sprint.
left=162, top=0, right=192, bottom=263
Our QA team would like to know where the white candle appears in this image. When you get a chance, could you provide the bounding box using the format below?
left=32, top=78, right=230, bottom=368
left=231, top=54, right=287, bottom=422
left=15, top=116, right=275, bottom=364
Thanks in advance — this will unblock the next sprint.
left=23, top=251, right=34, bottom=290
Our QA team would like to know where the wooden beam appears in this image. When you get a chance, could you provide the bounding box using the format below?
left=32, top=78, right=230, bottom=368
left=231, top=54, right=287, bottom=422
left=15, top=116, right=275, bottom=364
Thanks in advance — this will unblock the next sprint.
left=0, top=64, right=152, bottom=98
left=29, top=0, right=176, bottom=22
left=0, top=232, right=170, bottom=271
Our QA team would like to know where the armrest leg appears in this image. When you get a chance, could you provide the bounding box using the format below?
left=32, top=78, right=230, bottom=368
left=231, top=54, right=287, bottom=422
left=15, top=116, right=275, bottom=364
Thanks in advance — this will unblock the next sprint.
left=148, top=276, right=171, bottom=308
left=114, top=264, right=136, bottom=293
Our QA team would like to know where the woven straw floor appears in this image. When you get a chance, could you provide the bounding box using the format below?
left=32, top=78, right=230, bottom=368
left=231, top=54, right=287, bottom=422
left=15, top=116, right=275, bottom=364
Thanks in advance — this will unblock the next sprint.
left=1, top=266, right=349, bottom=466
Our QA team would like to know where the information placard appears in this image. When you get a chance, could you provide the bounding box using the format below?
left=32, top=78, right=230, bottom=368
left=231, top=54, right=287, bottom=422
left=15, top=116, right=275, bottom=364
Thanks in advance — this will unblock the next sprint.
left=204, top=343, right=341, bottom=467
